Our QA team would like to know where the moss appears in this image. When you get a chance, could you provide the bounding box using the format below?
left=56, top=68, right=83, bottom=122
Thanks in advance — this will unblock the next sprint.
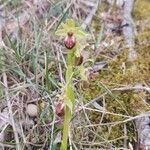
left=74, top=0, right=150, bottom=147
left=91, top=2, right=107, bottom=32
left=133, top=0, right=150, bottom=20
left=80, top=39, right=150, bottom=145
left=78, top=24, right=150, bottom=149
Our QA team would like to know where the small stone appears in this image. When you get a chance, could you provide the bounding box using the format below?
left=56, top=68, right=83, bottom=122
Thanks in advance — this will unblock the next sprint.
left=27, top=104, right=38, bottom=117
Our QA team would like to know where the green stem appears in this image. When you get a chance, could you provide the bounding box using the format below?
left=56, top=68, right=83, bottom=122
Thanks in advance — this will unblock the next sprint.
left=60, top=50, right=75, bottom=150
left=60, top=106, right=71, bottom=150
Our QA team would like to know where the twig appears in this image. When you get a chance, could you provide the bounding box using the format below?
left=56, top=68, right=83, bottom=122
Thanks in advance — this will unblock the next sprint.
left=81, top=106, right=130, bottom=118
left=57, top=48, right=65, bottom=84
left=122, top=0, right=137, bottom=60
left=112, top=85, right=150, bottom=93
left=47, top=94, right=56, bottom=150
left=75, top=93, right=107, bottom=115
left=0, top=142, right=15, bottom=149
left=2, top=72, right=21, bottom=150
left=136, top=113, right=150, bottom=149
left=78, top=112, right=150, bottom=128
left=123, top=124, right=127, bottom=149
left=81, top=0, right=100, bottom=29
left=75, top=84, right=150, bottom=117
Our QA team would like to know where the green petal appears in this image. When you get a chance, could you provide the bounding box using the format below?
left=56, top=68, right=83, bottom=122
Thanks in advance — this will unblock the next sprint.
left=74, top=48, right=80, bottom=57
left=56, top=18, right=88, bottom=41
left=74, top=29, right=87, bottom=39
left=78, top=65, right=88, bottom=81
left=55, top=29, right=67, bottom=36
left=66, top=19, right=75, bottom=27
left=61, top=22, right=69, bottom=30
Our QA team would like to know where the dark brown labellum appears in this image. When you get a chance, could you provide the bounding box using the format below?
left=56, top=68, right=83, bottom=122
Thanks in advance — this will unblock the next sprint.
left=64, top=32, right=76, bottom=49
left=55, top=102, right=64, bottom=117
left=75, top=55, right=83, bottom=66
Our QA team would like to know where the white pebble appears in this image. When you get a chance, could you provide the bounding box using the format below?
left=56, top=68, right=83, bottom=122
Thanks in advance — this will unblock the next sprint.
left=27, top=104, right=38, bottom=117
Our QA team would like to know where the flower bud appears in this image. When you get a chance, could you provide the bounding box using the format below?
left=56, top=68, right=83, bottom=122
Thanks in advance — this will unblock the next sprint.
left=64, top=32, right=76, bottom=49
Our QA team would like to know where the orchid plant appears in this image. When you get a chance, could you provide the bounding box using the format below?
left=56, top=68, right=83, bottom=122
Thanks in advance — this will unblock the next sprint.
left=55, top=19, right=88, bottom=150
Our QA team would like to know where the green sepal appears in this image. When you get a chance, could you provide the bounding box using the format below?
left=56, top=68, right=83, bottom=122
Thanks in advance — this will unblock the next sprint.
left=78, top=65, right=88, bottom=81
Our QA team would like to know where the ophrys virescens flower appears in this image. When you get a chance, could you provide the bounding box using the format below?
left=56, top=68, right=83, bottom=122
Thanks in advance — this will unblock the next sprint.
left=55, top=19, right=87, bottom=52
left=55, top=19, right=88, bottom=150
left=64, top=32, right=76, bottom=49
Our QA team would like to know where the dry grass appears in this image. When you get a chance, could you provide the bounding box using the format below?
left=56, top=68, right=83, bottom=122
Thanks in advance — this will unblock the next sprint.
left=0, top=0, right=150, bottom=150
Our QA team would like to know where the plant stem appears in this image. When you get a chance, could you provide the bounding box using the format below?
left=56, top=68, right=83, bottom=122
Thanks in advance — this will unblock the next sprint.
left=60, top=106, right=71, bottom=150
left=60, top=50, right=75, bottom=150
